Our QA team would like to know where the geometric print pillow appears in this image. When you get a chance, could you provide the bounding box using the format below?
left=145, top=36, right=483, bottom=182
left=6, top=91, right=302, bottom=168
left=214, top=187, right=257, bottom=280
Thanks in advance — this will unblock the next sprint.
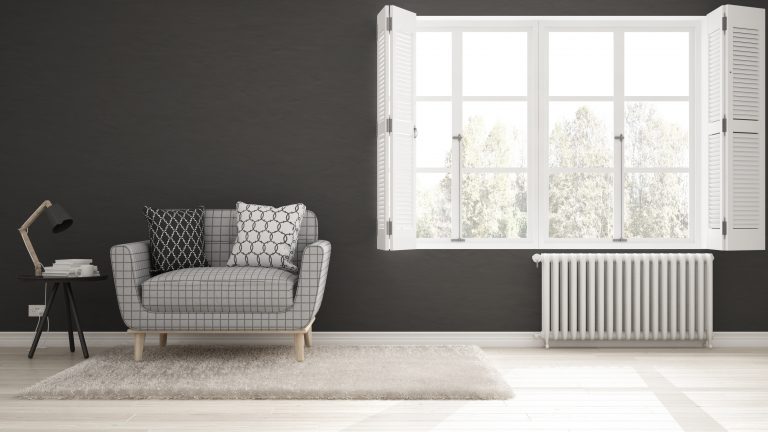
left=226, top=202, right=306, bottom=273
left=143, top=206, right=209, bottom=275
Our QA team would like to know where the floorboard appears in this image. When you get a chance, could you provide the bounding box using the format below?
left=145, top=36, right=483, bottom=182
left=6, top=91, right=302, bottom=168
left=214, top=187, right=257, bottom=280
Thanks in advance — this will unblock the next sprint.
left=1, top=346, right=766, bottom=431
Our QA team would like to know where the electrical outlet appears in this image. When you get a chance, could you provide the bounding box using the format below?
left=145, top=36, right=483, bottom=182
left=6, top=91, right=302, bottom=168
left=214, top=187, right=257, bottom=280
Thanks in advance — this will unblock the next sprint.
left=28, top=305, right=45, bottom=317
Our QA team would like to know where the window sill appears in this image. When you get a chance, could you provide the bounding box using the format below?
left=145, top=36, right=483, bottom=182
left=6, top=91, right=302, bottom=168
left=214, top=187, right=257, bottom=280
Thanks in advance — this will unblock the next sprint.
left=416, top=239, right=703, bottom=250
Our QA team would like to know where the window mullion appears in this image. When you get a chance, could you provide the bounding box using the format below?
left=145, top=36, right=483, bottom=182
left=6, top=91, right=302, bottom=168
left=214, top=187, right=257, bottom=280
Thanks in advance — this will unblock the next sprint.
left=613, top=30, right=625, bottom=241
left=451, top=31, right=463, bottom=240
left=529, top=24, right=539, bottom=247
left=539, top=28, right=549, bottom=243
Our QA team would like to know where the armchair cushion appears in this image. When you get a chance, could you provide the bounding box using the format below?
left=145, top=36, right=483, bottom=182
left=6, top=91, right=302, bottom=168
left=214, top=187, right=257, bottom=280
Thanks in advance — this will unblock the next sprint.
left=141, top=267, right=297, bottom=314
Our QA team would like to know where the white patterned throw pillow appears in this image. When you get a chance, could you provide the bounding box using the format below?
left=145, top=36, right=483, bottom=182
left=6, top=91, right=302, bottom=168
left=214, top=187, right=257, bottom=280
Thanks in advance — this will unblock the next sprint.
left=227, top=202, right=306, bottom=272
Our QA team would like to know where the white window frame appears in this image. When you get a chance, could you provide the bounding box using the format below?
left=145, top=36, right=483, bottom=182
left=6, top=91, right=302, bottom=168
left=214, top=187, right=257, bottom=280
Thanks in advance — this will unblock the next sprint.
left=539, top=19, right=700, bottom=249
left=414, top=16, right=702, bottom=250
left=415, top=19, right=538, bottom=249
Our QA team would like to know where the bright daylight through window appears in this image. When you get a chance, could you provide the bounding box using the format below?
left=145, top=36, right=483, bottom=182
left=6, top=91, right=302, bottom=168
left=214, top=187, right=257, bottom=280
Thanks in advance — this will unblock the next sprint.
left=415, top=22, right=693, bottom=247
left=377, top=6, right=765, bottom=251
left=415, top=31, right=529, bottom=241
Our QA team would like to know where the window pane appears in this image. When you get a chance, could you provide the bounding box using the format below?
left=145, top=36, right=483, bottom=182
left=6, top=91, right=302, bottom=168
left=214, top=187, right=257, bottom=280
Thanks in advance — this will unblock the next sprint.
left=549, top=173, right=613, bottom=239
left=416, top=102, right=452, bottom=168
left=625, top=32, right=689, bottom=96
left=463, top=102, right=527, bottom=168
left=549, top=32, right=613, bottom=96
left=463, top=32, right=527, bottom=96
left=416, top=173, right=451, bottom=238
left=416, top=32, right=451, bottom=96
left=462, top=173, right=527, bottom=239
left=624, top=173, right=689, bottom=239
left=625, top=102, right=689, bottom=168
left=549, top=102, right=613, bottom=168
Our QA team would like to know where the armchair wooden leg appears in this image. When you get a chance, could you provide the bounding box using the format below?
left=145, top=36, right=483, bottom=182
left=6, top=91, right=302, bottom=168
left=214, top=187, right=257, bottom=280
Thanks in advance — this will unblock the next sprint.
left=294, top=333, right=305, bottom=362
left=159, top=333, right=167, bottom=347
left=134, top=333, right=145, bottom=361
left=304, top=326, right=313, bottom=347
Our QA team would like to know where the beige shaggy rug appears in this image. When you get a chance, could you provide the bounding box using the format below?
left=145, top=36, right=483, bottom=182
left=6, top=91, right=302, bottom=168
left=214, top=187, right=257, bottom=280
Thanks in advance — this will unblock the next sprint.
left=18, top=345, right=513, bottom=400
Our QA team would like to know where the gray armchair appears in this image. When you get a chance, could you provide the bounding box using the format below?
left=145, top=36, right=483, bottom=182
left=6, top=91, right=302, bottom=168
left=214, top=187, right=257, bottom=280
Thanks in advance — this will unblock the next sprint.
left=110, top=209, right=330, bottom=362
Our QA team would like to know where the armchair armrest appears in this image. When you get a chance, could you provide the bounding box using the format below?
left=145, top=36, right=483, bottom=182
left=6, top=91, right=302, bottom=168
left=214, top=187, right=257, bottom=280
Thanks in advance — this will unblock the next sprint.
left=110, top=241, right=151, bottom=328
left=295, top=240, right=331, bottom=319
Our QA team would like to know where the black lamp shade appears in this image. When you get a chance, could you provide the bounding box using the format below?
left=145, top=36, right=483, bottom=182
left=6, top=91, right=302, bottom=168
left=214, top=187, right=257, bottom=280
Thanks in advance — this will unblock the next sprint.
left=46, top=203, right=73, bottom=233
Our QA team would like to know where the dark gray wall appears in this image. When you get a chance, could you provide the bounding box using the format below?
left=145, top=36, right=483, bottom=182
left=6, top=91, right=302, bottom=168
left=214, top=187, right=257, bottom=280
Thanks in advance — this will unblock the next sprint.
left=1, top=0, right=765, bottom=332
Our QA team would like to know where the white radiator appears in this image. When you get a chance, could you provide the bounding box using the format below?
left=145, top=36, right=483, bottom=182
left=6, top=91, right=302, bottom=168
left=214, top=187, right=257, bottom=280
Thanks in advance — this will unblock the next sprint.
left=532, top=253, right=714, bottom=348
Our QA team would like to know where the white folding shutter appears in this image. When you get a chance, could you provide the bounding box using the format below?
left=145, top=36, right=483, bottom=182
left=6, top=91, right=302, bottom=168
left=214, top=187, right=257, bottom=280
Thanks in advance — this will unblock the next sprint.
left=376, top=7, right=390, bottom=250
left=376, top=5, right=417, bottom=251
left=706, top=7, right=725, bottom=249
left=706, top=5, right=765, bottom=251
left=725, top=5, right=765, bottom=250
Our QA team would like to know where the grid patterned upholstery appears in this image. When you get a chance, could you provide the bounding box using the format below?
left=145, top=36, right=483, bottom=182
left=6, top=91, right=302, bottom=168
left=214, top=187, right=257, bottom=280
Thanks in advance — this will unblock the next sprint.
left=110, top=209, right=330, bottom=331
left=141, top=267, right=297, bottom=314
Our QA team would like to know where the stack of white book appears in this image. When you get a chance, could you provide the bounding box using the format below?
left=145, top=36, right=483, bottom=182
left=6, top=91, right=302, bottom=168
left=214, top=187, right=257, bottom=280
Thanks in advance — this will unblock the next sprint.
left=43, top=259, right=100, bottom=278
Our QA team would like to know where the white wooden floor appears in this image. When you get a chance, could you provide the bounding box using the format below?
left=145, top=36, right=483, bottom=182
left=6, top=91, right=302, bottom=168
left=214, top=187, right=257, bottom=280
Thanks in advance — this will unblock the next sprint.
left=1, top=346, right=767, bottom=431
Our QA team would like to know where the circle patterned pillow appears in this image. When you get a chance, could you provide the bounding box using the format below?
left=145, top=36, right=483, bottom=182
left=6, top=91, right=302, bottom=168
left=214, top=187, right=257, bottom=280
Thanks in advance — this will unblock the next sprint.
left=226, top=202, right=306, bottom=272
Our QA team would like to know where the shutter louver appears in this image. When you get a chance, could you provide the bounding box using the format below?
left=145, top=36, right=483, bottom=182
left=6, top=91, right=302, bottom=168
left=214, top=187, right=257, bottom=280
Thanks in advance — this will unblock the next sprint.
left=732, top=27, right=760, bottom=121
left=708, top=29, right=721, bottom=123
left=708, top=133, right=721, bottom=230
left=732, top=133, right=761, bottom=229
left=706, top=5, right=765, bottom=251
left=376, top=5, right=417, bottom=251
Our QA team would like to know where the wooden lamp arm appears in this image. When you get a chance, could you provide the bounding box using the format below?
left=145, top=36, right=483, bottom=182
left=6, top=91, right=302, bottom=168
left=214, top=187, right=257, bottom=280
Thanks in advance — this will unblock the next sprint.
left=19, top=200, right=52, bottom=277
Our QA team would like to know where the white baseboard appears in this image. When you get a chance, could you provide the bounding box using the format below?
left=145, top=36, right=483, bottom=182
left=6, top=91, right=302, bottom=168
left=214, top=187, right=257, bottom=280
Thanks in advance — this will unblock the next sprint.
left=705, top=332, right=768, bottom=348
left=1, top=331, right=767, bottom=348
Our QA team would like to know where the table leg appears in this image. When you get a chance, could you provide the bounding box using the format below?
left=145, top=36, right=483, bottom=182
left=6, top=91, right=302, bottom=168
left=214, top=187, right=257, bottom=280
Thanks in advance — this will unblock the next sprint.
left=63, top=288, right=75, bottom=352
left=65, top=283, right=89, bottom=359
left=28, top=283, right=59, bottom=359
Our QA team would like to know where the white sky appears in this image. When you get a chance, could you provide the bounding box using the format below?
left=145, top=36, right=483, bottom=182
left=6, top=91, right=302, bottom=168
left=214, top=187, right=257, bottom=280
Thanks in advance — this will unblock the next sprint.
left=549, top=32, right=614, bottom=96
left=463, top=32, right=527, bottom=96
left=415, top=30, right=690, bottom=167
left=416, top=32, right=452, bottom=96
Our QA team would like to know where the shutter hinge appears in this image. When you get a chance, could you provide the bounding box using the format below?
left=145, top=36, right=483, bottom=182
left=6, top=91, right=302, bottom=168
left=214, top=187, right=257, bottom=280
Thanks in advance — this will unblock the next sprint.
left=386, top=16, right=392, bottom=32
left=722, top=117, right=727, bottom=133
left=722, top=219, right=727, bottom=236
left=386, top=219, right=392, bottom=236
left=722, top=16, right=727, bottom=31
left=386, top=117, right=392, bottom=133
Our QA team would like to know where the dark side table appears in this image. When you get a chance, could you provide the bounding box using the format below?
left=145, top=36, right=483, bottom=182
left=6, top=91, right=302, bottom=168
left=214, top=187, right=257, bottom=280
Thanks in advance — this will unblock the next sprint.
left=17, top=274, right=108, bottom=359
